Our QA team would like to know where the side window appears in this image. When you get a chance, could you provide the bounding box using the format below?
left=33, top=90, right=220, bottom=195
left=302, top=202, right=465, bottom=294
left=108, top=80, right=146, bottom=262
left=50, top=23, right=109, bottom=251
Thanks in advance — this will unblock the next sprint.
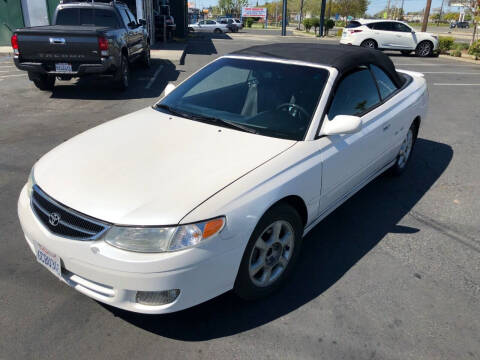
left=394, top=23, right=412, bottom=32
left=375, top=22, right=393, bottom=31
left=207, top=20, right=216, bottom=25
left=198, top=21, right=205, bottom=25
left=328, top=68, right=381, bottom=119
left=119, top=9, right=131, bottom=27
left=125, top=8, right=137, bottom=24
left=371, top=65, right=398, bottom=100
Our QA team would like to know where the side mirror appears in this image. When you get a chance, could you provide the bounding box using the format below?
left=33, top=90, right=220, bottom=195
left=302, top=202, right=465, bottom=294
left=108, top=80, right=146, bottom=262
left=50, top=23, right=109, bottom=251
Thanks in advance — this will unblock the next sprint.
left=164, top=83, right=176, bottom=96
left=319, top=115, right=362, bottom=136
left=139, top=19, right=147, bottom=26
left=127, top=21, right=137, bottom=28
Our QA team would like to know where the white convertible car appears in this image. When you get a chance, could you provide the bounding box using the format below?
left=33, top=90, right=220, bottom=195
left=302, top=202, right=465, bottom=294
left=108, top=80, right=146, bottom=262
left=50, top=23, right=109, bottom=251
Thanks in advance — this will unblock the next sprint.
left=18, top=44, right=428, bottom=314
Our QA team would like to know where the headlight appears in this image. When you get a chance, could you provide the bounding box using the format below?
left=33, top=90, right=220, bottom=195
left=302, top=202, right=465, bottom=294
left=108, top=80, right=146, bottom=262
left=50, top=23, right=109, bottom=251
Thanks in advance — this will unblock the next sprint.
left=104, top=217, right=225, bottom=253
left=27, top=167, right=36, bottom=198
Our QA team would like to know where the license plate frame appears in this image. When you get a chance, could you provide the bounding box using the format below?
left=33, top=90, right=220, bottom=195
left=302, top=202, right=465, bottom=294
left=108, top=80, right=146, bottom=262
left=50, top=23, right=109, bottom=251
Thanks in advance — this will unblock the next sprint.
left=36, top=243, right=62, bottom=280
left=55, top=62, right=72, bottom=73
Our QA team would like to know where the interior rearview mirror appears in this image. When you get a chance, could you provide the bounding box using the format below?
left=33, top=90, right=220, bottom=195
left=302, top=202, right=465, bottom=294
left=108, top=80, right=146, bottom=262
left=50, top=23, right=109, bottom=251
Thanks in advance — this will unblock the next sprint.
left=319, top=115, right=362, bottom=136
left=164, top=83, right=176, bottom=96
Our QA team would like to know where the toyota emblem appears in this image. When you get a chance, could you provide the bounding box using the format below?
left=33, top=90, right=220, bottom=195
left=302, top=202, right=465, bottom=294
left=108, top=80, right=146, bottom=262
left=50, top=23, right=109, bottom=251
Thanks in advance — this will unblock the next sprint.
left=48, top=212, right=61, bottom=226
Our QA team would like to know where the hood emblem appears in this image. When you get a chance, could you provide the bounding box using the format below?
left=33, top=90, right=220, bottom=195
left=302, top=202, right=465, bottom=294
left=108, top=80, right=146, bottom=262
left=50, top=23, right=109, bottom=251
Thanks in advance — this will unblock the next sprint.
left=49, top=212, right=61, bottom=227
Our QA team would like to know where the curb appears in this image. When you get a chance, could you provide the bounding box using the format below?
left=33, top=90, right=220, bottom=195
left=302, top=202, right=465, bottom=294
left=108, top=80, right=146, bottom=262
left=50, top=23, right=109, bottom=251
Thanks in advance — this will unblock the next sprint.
left=439, top=54, right=480, bottom=65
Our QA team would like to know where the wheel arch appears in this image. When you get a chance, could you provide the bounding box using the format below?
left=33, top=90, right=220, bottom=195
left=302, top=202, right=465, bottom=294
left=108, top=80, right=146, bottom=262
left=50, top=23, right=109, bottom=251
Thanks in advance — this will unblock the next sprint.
left=265, top=195, right=308, bottom=228
left=361, top=38, right=378, bottom=48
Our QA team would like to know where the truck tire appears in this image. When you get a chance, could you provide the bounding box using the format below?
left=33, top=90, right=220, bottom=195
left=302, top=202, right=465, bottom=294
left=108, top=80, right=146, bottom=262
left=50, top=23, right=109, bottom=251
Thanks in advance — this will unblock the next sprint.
left=29, top=73, right=55, bottom=91
left=114, top=54, right=129, bottom=91
left=141, top=44, right=151, bottom=68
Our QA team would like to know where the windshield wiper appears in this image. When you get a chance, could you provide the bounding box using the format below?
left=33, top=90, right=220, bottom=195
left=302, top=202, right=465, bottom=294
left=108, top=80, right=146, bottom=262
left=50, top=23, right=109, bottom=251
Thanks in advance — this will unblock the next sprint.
left=154, top=104, right=195, bottom=119
left=154, top=104, right=257, bottom=134
left=189, top=114, right=258, bottom=134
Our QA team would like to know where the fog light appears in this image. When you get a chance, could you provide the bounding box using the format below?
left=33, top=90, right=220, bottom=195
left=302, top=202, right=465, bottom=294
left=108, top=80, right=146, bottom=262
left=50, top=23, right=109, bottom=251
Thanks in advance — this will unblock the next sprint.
left=135, top=289, right=180, bottom=305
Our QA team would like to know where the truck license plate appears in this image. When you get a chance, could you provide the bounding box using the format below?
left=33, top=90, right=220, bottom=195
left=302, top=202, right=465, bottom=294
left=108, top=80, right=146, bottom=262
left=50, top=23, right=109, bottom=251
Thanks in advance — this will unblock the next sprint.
left=55, top=63, right=72, bottom=72
left=36, top=243, right=62, bottom=280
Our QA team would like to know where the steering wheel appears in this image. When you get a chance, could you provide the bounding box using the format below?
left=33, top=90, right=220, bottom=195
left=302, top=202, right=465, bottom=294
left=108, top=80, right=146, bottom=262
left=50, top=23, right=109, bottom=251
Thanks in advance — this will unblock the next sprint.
left=276, top=103, right=309, bottom=120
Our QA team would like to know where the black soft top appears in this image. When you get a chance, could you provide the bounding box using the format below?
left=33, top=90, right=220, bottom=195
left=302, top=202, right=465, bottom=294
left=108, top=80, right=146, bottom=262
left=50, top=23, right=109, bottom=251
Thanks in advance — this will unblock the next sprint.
left=230, top=43, right=403, bottom=87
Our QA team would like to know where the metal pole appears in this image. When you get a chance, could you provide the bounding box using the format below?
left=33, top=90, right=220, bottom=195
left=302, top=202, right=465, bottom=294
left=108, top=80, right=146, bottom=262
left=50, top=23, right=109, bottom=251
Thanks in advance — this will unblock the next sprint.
left=281, top=0, right=287, bottom=36
left=421, top=0, right=432, bottom=32
left=386, top=0, right=391, bottom=19
left=319, top=0, right=326, bottom=37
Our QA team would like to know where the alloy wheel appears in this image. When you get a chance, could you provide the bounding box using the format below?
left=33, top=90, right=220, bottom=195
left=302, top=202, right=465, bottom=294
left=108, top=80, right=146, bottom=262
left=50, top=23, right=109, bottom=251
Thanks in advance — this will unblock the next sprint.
left=397, top=128, right=413, bottom=168
left=248, top=220, right=295, bottom=287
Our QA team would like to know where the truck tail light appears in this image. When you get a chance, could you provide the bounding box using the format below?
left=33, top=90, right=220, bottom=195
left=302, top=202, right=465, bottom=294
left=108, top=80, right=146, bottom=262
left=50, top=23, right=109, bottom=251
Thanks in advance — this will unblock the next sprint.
left=11, top=34, right=19, bottom=55
left=98, top=36, right=109, bottom=57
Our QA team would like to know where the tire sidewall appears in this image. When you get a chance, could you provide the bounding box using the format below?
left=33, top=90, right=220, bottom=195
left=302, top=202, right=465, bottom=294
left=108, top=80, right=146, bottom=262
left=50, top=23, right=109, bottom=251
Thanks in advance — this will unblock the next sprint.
left=390, top=122, right=418, bottom=175
left=234, top=203, right=303, bottom=300
left=416, top=41, right=433, bottom=57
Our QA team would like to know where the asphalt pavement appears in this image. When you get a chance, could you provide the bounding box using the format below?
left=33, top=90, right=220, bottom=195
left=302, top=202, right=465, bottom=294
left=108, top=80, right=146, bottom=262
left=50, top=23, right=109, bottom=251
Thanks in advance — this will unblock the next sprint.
left=0, top=32, right=479, bottom=360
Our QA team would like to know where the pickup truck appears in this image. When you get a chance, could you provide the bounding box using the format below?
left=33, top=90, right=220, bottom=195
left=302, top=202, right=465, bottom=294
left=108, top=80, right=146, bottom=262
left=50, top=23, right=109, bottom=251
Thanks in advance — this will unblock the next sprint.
left=11, top=1, right=150, bottom=91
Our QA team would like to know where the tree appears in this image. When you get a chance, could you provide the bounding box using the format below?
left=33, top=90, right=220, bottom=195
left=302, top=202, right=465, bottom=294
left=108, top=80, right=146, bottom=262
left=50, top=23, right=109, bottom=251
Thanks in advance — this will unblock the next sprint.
left=334, top=0, right=369, bottom=20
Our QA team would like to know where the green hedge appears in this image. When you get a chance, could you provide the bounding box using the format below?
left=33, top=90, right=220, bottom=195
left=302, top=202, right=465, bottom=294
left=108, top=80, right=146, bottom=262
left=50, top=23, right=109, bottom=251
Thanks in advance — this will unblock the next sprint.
left=468, top=40, right=480, bottom=57
left=438, top=36, right=455, bottom=53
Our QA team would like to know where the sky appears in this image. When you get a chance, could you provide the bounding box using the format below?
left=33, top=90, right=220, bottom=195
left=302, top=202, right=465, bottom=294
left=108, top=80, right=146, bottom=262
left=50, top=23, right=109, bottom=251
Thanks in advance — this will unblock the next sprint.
left=194, top=0, right=457, bottom=15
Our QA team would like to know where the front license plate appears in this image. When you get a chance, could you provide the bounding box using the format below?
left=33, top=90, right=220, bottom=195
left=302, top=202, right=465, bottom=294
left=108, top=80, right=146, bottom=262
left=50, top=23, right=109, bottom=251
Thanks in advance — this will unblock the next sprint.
left=36, top=244, right=62, bottom=279
left=55, top=63, right=72, bottom=72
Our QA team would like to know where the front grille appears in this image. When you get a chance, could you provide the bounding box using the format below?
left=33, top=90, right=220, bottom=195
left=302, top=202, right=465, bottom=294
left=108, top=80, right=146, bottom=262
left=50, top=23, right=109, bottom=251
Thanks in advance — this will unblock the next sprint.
left=31, top=185, right=110, bottom=240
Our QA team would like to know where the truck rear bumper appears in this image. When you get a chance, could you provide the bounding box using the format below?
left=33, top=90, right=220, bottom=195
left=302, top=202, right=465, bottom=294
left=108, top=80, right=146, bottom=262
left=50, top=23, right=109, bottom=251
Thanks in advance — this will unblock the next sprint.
left=14, top=56, right=116, bottom=77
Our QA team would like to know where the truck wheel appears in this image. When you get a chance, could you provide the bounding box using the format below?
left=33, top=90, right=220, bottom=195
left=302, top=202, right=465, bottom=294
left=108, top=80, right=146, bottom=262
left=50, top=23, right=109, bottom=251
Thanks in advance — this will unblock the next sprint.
left=234, top=203, right=303, bottom=300
left=30, top=73, right=55, bottom=91
left=141, top=44, right=151, bottom=68
left=114, top=55, right=129, bottom=91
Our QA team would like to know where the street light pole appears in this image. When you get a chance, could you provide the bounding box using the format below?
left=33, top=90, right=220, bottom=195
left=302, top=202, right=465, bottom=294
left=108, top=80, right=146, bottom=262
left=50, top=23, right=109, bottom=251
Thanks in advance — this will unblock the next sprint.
left=281, top=0, right=287, bottom=36
left=421, top=0, right=432, bottom=32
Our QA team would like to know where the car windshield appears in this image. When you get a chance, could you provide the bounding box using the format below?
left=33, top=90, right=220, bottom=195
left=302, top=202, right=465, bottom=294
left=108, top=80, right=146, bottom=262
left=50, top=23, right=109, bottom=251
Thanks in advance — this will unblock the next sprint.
left=155, top=58, right=329, bottom=140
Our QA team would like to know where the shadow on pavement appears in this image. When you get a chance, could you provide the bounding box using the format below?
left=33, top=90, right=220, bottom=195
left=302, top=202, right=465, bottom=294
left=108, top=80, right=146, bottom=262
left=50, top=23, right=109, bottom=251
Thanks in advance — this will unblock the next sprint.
left=48, top=59, right=179, bottom=100
left=102, top=138, right=453, bottom=341
left=185, top=32, right=232, bottom=56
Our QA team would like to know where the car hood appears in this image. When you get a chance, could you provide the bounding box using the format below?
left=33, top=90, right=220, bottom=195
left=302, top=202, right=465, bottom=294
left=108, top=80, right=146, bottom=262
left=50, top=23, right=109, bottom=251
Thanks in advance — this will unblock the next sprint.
left=34, top=107, right=296, bottom=225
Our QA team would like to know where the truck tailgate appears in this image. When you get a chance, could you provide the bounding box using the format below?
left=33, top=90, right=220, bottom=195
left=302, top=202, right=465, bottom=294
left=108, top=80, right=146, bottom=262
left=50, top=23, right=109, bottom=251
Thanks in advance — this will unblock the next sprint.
left=17, top=26, right=106, bottom=63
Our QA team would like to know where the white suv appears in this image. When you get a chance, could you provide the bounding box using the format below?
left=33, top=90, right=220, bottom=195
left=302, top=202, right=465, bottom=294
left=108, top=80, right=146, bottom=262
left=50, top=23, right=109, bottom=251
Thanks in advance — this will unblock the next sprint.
left=340, top=19, right=439, bottom=57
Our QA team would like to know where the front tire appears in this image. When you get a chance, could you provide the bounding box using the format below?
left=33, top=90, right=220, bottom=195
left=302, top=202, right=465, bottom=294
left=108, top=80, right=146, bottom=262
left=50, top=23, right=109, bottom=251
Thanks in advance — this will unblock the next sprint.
left=361, top=39, right=378, bottom=49
left=415, top=41, right=433, bottom=57
left=234, top=203, right=303, bottom=300
left=141, top=43, right=151, bottom=68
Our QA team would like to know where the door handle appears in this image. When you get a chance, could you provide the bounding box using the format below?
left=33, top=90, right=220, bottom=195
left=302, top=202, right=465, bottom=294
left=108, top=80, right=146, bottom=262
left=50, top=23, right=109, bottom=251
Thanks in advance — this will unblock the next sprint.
left=383, top=124, right=391, bottom=131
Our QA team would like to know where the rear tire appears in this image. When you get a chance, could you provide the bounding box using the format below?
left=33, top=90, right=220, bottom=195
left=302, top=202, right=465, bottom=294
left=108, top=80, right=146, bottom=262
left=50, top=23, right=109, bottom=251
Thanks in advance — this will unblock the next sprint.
left=214, top=28, right=222, bottom=34
left=390, top=122, right=418, bottom=176
left=30, top=73, right=55, bottom=91
left=141, top=43, right=151, bottom=68
left=360, top=39, right=378, bottom=49
left=114, top=54, right=129, bottom=91
left=234, top=203, right=303, bottom=300
left=415, top=41, right=433, bottom=57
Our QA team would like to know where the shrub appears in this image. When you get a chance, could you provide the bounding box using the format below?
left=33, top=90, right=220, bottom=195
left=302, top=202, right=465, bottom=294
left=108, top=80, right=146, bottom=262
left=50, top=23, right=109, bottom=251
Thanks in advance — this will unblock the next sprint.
left=451, top=49, right=462, bottom=57
left=452, top=42, right=469, bottom=51
left=438, top=36, right=455, bottom=53
left=303, top=18, right=312, bottom=32
left=325, top=19, right=335, bottom=34
left=468, top=40, right=480, bottom=57
left=311, top=17, right=320, bottom=34
left=246, top=17, right=254, bottom=28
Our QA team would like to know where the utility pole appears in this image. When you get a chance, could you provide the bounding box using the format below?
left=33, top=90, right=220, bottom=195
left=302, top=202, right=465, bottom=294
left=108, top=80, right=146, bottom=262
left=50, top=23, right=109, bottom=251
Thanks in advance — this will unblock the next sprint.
left=319, top=0, right=326, bottom=37
left=421, top=0, right=432, bottom=32
left=438, top=0, right=445, bottom=23
left=281, top=0, right=287, bottom=36
left=400, top=0, right=404, bottom=20
left=386, top=0, right=391, bottom=19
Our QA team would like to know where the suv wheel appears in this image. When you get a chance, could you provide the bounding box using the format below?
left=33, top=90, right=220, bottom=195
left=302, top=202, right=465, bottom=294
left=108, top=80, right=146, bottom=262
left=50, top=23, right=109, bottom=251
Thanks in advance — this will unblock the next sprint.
left=415, top=41, right=433, bottom=57
left=234, top=203, right=303, bottom=300
left=361, top=39, right=377, bottom=49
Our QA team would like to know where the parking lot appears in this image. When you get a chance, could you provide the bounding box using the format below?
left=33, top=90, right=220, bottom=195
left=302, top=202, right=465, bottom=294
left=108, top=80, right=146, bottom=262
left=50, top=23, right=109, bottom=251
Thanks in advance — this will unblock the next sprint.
left=1, top=32, right=479, bottom=359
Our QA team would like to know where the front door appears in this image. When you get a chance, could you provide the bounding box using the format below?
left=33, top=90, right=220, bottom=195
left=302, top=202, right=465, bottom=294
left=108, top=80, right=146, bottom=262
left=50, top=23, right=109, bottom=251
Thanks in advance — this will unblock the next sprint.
left=318, top=67, right=391, bottom=215
left=391, top=22, right=416, bottom=49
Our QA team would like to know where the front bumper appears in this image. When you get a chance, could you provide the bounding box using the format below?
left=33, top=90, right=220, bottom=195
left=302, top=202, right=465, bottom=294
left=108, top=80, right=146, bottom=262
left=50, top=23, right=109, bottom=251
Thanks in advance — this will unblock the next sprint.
left=17, top=185, right=243, bottom=314
left=14, top=56, right=117, bottom=77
